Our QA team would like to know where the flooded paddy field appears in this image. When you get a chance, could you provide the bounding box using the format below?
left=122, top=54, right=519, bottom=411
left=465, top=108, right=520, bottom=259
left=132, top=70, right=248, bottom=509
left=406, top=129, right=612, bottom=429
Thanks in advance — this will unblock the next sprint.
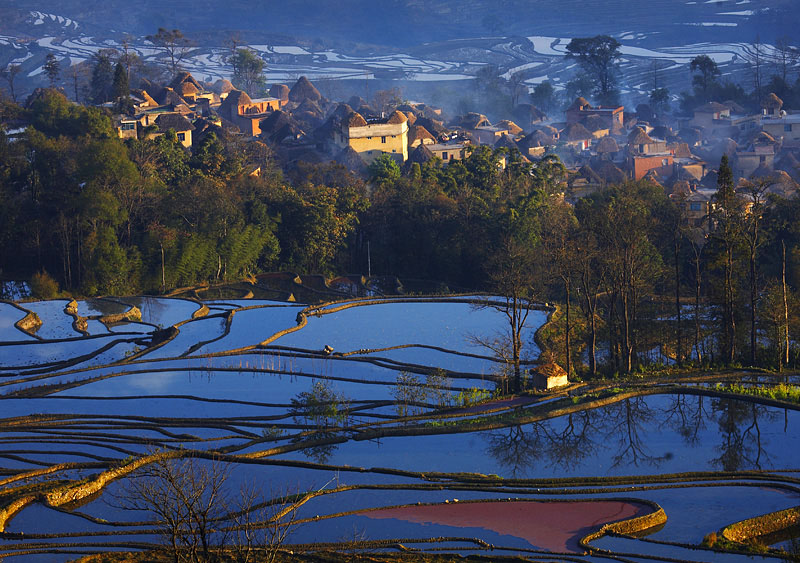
left=2, top=291, right=800, bottom=561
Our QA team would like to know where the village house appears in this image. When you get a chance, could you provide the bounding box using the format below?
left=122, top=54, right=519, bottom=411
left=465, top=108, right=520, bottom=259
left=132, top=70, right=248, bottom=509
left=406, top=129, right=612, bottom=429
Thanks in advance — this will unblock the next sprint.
left=333, top=110, right=409, bottom=165
left=218, top=89, right=284, bottom=137
left=759, top=93, right=800, bottom=147
left=734, top=131, right=779, bottom=178
left=428, top=139, right=470, bottom=163
left=565, top=97, right=624, bottom=134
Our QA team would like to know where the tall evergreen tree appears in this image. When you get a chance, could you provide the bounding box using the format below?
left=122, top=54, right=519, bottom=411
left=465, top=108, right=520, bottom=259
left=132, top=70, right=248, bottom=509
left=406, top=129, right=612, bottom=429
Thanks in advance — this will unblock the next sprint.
left=111, top=61, right=129, bottom=101
left=91, top=51, right=115, bottom=104
left=43, top=54, right=60, bottom=87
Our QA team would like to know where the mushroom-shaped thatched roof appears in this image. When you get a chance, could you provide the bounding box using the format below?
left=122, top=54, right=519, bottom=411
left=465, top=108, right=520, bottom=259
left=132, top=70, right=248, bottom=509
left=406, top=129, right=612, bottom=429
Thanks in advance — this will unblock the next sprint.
left=494, top=132, right=521, bottom=151
left=577, top=164, right=603, bottom=184
left=170, top=72, right=202, bottom=90
left=408, top=125, right=436, bottom=146
left=671, top=142, right=693, bottom=158
left=562, top=122, right=593, bottom=142
left=176, top=81, right=199, bottom=98
left=347, top=111, right=368, bottom=128
left=776, top=151, right=800, bottom=180
left=259, top=110, right=303, bottom=144
left=723, top=100, right=747, bottom=114
left=155, top=113, right=195, bottom=132
left=496, top=120, right=523, bottom=136
left=595, top=135, right=619, bottom=154
left=335, top=146, right=367, bottom=174
left=157, top=87, right=188, bottom=107
left=404, top=111, right=417, bottom=126
left=749, top=163, right=776, bottom=179
left=223, top=89, right=252, bottom=107
left=512, top=103, right=547, bottom=125
left=761, top=92, right=784, bottom=110
left=131, top=88, right=158, bottom=107
left=330, top=104, right=354, bottom=121
left=694, top=101, right=729, bottom=113
left=754, top=130, right=777, bottom=144
left=408, top=144, right=435, bottom=165
left=534, top=124, right=559, bottom=137
left=628, top=126, right=654, bottom=145
left=415, top=116, right=448, bottom=137
left=568, top=97, right=591, bottom=110
left=269, top=83, right=290, bottom=102
left=295, top=98, right=323, bottom=117
left=386, top=110, right=408, bottom=125
left=583, top=114, right=608, bottom=133
left=670, top=179, right=692, bottom=196
left=595, top=161, right=627, bottom=184
left=212, top=79, right=235, bottom=95
left=289, top=76, right=322, bottom=103
left=532, top=362, right=568, bottom=379
left=455, top=112, right=490, bottom=129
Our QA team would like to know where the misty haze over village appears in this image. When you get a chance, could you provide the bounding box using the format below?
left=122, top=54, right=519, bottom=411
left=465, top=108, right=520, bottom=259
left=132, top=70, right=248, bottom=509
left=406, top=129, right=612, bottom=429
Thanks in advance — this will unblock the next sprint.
left=4, top=1, right=800, bottom=562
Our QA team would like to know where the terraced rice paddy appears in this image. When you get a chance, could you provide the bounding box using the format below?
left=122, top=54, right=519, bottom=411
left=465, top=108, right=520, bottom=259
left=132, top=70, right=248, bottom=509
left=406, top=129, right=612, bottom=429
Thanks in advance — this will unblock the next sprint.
left=1, top=285, right=800, bottom=562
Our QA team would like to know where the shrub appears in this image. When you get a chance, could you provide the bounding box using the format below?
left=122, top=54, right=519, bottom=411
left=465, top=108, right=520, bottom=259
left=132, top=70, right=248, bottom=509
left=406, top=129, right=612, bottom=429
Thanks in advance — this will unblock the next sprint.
left=29, top=270, right=59, bottom=299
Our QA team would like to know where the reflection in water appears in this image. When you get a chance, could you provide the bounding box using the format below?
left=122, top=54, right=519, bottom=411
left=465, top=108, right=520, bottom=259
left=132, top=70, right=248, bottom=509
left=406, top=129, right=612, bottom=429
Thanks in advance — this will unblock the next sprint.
left=484, top=394, right=786, bottom=476
left=605, top=397, right=663, bottom=468
left=663, top=393, right=708, bottom=446
left=711, top=398, right=774, bottom=472
left=485, top=411, right=598, bottom=477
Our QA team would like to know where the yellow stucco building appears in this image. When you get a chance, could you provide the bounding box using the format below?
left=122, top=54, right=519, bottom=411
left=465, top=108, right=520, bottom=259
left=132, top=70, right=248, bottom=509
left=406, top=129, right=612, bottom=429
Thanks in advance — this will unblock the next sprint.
left=335, top=110, right=409, bottom=165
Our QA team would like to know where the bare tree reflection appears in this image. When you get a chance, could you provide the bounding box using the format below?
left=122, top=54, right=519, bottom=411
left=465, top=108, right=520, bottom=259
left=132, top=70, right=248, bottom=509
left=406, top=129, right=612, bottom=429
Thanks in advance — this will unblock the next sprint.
left=485, top=424, right=545, bottom=478
left=662, top=393, right=708, bottom=446
left=711, top=398, right=775, bottom=471
left=542, top=411, right=598, bottom=471
left=485, top=411, right=598, bottom=477
left=604, top=397, right=666, bottom=468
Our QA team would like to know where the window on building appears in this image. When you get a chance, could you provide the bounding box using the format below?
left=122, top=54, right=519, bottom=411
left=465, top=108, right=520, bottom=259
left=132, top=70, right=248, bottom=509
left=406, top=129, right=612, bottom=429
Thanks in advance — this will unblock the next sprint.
left=442, top=152, right=448, bottom=160
left=760, top=155, right=766, bottom=163
left=367, top=136, right=372, bottom=140
left=392, top=149, right=396, bottom=152
left=785, top=124, right=792, bottom=132
left=381, top=136, right=386, bottom=143
left=639, top=144, right=645, bottom=152
left=121, top=122, right=136, bottom=131
left=690, top=202, right=702, bottom=211
left=177, top=132, right=186, bottom=142
left=662, top=158, right=669, bottom=166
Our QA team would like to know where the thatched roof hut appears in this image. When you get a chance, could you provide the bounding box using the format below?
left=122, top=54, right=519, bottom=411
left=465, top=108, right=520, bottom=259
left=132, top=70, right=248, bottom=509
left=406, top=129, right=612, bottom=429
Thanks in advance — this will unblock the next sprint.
left=562, top=122, right=593, bottom=142
left=289, top=76, right=322, bottom=103
left=211, top=79, right=235, bottom=95
left=496, top=120, right=524, bottom=136
left=595, top=135, right=619, bottom=154
left=531, top=362, right=568, bottom=390
left=269, top=84, right=290, bottom=102
left=628, top=126, right=654, bottom=145
left=761, top=92, right=784, bottom=111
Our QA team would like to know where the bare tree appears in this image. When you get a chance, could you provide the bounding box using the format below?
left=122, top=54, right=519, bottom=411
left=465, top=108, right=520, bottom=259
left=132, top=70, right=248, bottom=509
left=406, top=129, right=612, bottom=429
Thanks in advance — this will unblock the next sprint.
left=1, top=64, right=21, bottom=102
left=147, top=28, right=194, bottom=76
left=773, top=37, right=799, bottom=83
left=230, top=483, right=300, bottom=563
left=117, top=455, right=231, bottom=562
left=475, top=236, right=538, bottom=393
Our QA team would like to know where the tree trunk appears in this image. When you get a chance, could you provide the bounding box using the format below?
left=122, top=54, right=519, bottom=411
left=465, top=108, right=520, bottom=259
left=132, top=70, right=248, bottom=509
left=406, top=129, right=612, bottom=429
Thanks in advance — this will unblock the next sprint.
left=564, top=277, right=571, bottom=377
left=675, top=237, right=682, bottom=366
left=694, top=249, right=702, bottom=363
left=750, top=246, right=757, bottom=366
left=783, top=240, right=790, bottom=369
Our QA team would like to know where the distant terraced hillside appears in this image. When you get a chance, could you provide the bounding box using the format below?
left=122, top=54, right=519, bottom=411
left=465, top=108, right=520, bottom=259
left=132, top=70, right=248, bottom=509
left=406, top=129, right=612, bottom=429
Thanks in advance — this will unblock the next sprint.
left=2, top=0, right=798, bottom=48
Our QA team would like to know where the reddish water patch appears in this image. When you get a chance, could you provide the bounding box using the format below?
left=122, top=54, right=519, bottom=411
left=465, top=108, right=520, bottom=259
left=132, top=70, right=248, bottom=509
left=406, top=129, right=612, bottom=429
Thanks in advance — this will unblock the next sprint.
left=364, top=499, right=649, bottom=552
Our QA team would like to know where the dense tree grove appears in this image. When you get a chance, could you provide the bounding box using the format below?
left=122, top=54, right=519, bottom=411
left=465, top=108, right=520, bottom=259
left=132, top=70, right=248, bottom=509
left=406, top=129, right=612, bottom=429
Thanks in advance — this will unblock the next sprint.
left=2, top=88, right=800, bottom=375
